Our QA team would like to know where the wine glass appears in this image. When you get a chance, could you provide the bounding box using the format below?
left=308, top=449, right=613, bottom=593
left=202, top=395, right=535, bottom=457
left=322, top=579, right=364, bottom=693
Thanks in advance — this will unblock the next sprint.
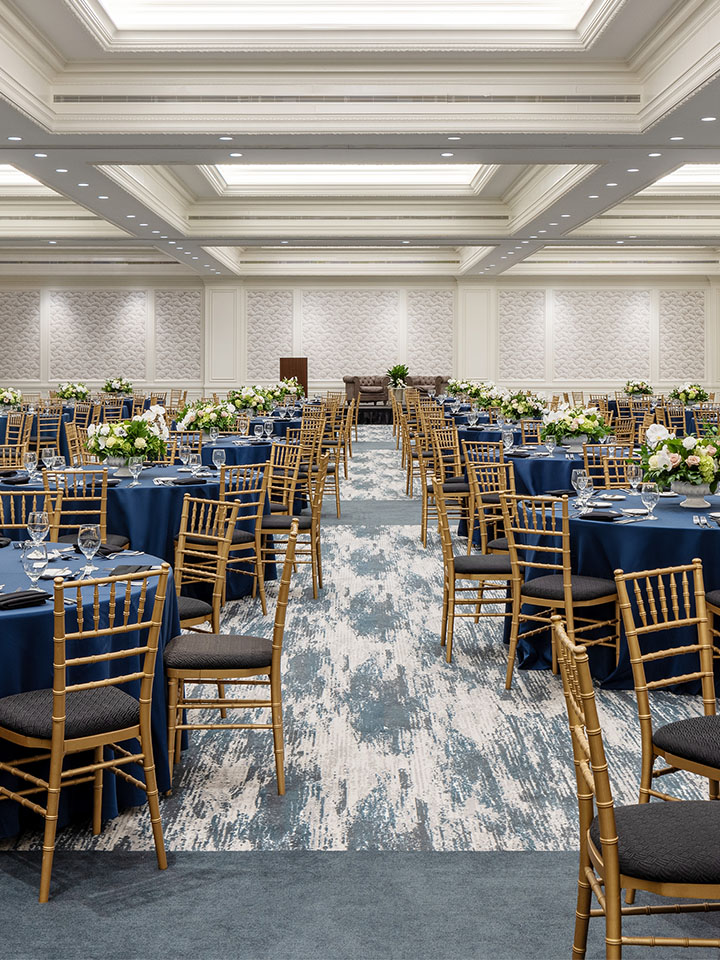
left=188, top=453, right=201, bottom=476
left=52, top=455, right=66, bottom=470
left=178, top=444, right=190, bottom=468
left=23, top=450, right=38, bottom=481
left=502, top=427, right=514, bottom=452
left=627, top=463, right=643, bottom=495
left=496, top=413, right=505, bottom=428
left=212, top=448, right=226, bottom=471
left=128, top=457, right=143, bottom=487
left=253, top=423, right=263, bottom=439
left=22, top=540, right=47, bottom=589
left=27, top=511, right=50, bottom=548
left=209, top=425, right=220, bottom=444
left=577, top=476, right=594, bottom=514
left=571, top=469, right=588, bottom=499
left=41, top=446, right=56, bottom=470
left=264, top=419, right=274, bottom=440
left=545, top=436, right=557, bottom=457
left=77, top=523, right=101, bottom=576
left=467, top=411, right=478, bottom=427
left=640, top=482, right=659, bottom=519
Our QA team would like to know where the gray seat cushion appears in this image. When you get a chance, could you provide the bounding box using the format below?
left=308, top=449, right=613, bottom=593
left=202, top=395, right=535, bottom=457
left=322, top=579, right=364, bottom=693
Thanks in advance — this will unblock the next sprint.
left=184, top=529, right=255, bottom=547
left=177, top=595, right=213, bottom=621
left=261, top=515, right=312, bottom=531
left=428, top=482, right=470, bottom=495
left=522, top=574, right=617, bottom=602
left=480, top=493, right=501, bottom=505
left=164, top=633, right=273, bottom=670
left=653, top=715, right=720, bottom=768
left=0, top=686, right=139, bottom=740
left=488, top=537, right=509, bottom=551
left=454, top=553, right=512, bottom=576
left=589, top=800, right=720, bottom=884
left=59, top=532, right=130, bottom=550
left=705, top=590, right=720, bottom=609
left=270, top=501, right=288, bottom=513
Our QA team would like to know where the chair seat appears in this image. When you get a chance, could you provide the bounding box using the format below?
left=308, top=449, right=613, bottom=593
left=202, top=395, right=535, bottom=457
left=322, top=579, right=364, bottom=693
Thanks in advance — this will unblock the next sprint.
left=177, top=595, right=213, bottom=621
left=590, top=800, right=720, bottom=884
left=270, top=501, right=288, bottom=513
left=261, top=514, right=312, bottom=531
left=58, top=532, right=130, bottom=550
left=480, top=493, right=501, bottom=505
left=522, top=574, right=617, bottom=602
left=428, top=481, right=470, bottom=495
left=312, top=462, right=336, bottom=473
left=164, top=633, right=273, bottom=670
left=488, top=537, right=509, bottom=551
left=0, top=686, right=139, bottom=740
left=454, top=553, right=512, bottom=576
left=705, top=589, right=720, bottom=609
left=184, top=529, right=255, bottom=547
left=653, top=714, right=720, bottom=769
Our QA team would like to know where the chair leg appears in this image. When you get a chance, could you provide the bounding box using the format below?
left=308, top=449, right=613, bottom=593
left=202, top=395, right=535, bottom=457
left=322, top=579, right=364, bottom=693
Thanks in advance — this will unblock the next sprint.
left=256, top=541, right=268, bottom=616
left=334, top=470, right=341, bottom=518
left=140, top=726, right=168, bottom=871
left=446, top=584, right=456, bottom=663
left=217, top=683, right=227, bottom=720
left=39, top=749, right=64, bottom=903
left=440, top=581, right=449, bottom=647
left=270, top=671, right=285, bottom=796
left=167, top=678, right=179, bottom=782
left=92, top=745, right=103, bottom=835
left=572, top=859, right=593, bottom=960
left=421, top=492, right=428, bottom=547
left=604, top=872, right=623, bottom=960
left=505, top=587, right=521, bottom=690
left=310, top=536, right=318, bottom=599
left=474, top=581, right=484, bottom=623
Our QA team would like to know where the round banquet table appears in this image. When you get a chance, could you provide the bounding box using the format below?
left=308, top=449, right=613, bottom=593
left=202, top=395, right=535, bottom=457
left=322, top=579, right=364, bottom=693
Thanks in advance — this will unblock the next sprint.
left=515, top=492, right=720, bottom=690
left=0, top=411, right=74, bottom=461
left=0, top=544, right=180, bottom=839
left=199, top=435, right=276, bottom=468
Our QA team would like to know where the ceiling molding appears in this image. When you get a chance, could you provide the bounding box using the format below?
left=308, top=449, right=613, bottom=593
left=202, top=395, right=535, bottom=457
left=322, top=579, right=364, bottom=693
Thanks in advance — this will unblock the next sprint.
left=94, top=163, right=191, bottom=233
left=504, top=163, right=597, bottom=232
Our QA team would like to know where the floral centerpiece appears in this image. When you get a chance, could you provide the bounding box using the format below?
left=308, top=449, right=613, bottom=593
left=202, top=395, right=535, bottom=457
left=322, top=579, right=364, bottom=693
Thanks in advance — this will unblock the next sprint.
left=640, top=424, right=719, bottom=508
left=624, top=379, right=652, bottom=396
left=85, top=405, right=168, bottom=475
left=227, top=386, right=273, bottom=414
left=280, top=376, right=304, bottom=400
left=56, top=381, right=90, bottom=402
left=499, top=390, right=546, bottom=421
left=102, top=377, right=133, bottom=394
left=541, top=405, right=610, bottom=452
left=178, top=399, right=238, bottom=433
left=669, top=383, right=710, bottom=405
left=0, top=387, right=22, bottom=409
left=447, top=378, right=472, bottom=397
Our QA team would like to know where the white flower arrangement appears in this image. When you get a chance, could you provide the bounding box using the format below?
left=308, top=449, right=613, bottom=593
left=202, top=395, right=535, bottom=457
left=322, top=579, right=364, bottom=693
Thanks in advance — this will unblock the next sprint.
left=228, top=386, right=273, bottom=413
left=56, top=381, right=90, bottom=401
left=177, top=399, right=238, bottom=431
left=669, top=383, right=710, bottom=405
left=0, top=387, right=22, bottom=408
left=640, top=425, right=720, bottom=490
left=86, top=406, right=168, bottom=461
left=541, top=405, right=610, bottom=442
left=102, top=377, right=133, bottom=394
left=499, top=390, right=547, bottom=421
left=624, top=379, right=652, bottom=396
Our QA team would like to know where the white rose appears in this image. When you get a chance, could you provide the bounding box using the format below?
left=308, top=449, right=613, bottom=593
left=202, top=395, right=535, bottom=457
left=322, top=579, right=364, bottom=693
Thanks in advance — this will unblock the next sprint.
left=134, top=437, right=147, bottom=449
left=682, top=436, right=697, bottom=450
left=645, top=424, right=670, bottom=449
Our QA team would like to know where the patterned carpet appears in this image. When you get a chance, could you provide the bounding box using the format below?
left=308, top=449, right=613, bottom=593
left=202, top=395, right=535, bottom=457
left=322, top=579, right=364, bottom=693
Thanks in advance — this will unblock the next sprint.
left=0, top=426, right=704, bottom=854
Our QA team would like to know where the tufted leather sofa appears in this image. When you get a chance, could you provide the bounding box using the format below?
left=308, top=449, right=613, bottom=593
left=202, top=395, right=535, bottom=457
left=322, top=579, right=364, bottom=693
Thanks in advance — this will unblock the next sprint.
left=405, top=376, right=450, bottom=395
left=343, top=376, right=390, bottom=404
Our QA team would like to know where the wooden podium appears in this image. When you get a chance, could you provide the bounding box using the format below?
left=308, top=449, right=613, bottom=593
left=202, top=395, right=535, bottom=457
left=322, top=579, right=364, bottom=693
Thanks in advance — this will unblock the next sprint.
left=280, top=357, right=308, bottom=397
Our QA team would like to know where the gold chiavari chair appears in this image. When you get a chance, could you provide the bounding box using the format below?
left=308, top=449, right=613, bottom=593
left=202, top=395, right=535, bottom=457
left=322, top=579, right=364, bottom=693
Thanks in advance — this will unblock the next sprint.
left=582, top=446, right=611, bottom=491
left=500, top=493, right=620, bottom=689
left=318, top=407, right=345, bottom=518
left=289, top=414, right=326, bottom=502
left=5, top=412, right=27, bottom=448
left=218, top=463, right=270, bottom=615
left=43, top=468, right=130, bottom=551
left=693, top=407, right=720, bottom=436
left=165, top=520, right=299, bottom=792
left=168, top=430, right=202, bottom=464
left=434, top=480, right=512, bottom=663
left=169, top=388, right=187, bottom=409
left=219, top=413, right=250, bottom=437
left=615, top=398, right=631, bottom=420
left=343, top=396, right=357, bottom=460
left=465, top=459, right=515, bottom=555
left=132, top=394, right=147, bottom=416
left=416, top=436, right=466, bottom=548
left=102, top=398, right=124, bottom=422
left=571, top=391, right=584, bottom=405
left=72, top=401, right=95, bottom=429
left=588, top=393, right=607, bottom=406
left=636, top=410, right=656, bottom=445
left=41, top=400, right=64, bottom=415
left=34, top=413, right=63, bottom=456
left=430, top=424, right=465, bottom=484
left=0, top=444, right=25, bottom=467
left=0, top=564, right=171, bottom=901
left=553, top=616, right=720, bottom=960
left=402, top=419, right=428, bottom=498
left=261, top=454, right=329, bottom=599
left=582, top=443, right=634, bottom=489
left=657, top=403, right=686, bottom=435
left=520, top=419, right=543, bottom=444
left=149, top=391, right=167, bottom=406
left=267, top=441, right=303, bottom=516
left=462, top=439, right=505, bottom=466
left=72, top=425, right=101, bottom=464
left=0, top=488, right=61, bottom=539
left=613, top=417, right=635, bottom=445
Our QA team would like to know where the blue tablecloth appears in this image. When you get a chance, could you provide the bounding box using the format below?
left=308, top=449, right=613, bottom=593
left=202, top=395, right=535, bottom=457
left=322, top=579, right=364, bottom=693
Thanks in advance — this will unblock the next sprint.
left=0, top=545, right=180, bottom=839
left=248, top=417, right=301, bottom=440
left=0, top=412, right=73, bottom=461
left=199, top=437, right=274, bottom=468
left=507, top=450, right=584, bottom=496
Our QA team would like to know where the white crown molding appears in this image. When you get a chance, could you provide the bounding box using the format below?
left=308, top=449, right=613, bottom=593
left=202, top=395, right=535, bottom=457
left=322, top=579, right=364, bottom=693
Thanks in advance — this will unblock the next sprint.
left=504, top=164, right=597, bottom=232
left=0, top=5, right=61, bottom=130
left=456, top=245, right=497, bottom=276
left=94, top=163, right=191, bottom=233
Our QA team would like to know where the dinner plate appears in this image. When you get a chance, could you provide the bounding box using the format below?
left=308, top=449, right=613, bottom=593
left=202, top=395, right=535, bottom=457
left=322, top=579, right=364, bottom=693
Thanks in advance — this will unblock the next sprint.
left=621, top=508, right=648, bottom=516
left=586, top=500, right=612, bottom=508
left=176, top=467, right=191, bottom=472
left=599, top=493, right=626, bottom=501
left=710, top=512, right=720, bottom=521
left=658, top=491, right=678, bottom=498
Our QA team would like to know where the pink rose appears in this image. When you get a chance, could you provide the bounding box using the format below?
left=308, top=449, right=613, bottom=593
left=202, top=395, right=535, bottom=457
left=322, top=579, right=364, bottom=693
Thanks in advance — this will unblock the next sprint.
left=706, top=445, right=717, bottom=456
left=669, top=452, right=682, bottom=466
left=686, top=455, right=700, bottom=466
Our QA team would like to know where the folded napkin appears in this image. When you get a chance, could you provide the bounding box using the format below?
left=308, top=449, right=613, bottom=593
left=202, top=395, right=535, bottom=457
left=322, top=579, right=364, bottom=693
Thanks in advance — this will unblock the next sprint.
left=105, top=478, right=122, bottom=487
left=0, top=468, right=18, bottom=478
left=73, top=543, right=119, bottom=558
left=577, top=510, right=623, bottom=522
left=0, top=589, right=51, bottom=609
left=172, top=477, right=207, bottom=486
left=546, top=488, right=577, bottom=498
left=0, top=537, right=10, bottom=548
left=2, top=476, right=30, bottom=486
left=506, top=451, right=531, bottom=459
left=112, top=564, right=154, bottom=576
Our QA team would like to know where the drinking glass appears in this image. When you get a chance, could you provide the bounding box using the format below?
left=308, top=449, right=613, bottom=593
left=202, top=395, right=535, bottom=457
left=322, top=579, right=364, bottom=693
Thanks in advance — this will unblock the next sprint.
left=128, top=457, right=143, bottom=487
left=77, top=523, right=101, bottom=576
left=41, top=446, right=56, bottom=470
left=27, top=510, right=49, bottom=546
left=545, top=436, right=557, bottom=456
left=23, top=450, right=38, bottom=481
left=253, top=423, right=263, bottom=439
left=571, top=469, right=588, bottom=497
left=627, top=463, right=643, bottom=495
left=179, top=444, right=190, bottom=468
left=22, top=540, right=47, bottom=589
left=264, top=419, right=274, bottom=439
left=502, top=427, right=515, bottom=452
left=467, top=411, right=478, bottom=427
left=577, top=476, right=594, bottom=514
left=212, top=448, right=226, bottom=471
left=209, top=426, right=220, bottom=444
left=52, top=455, right=66, bottom=470
left=640, top=482, right=659, bottom=519
left=188, top=453, right=201, bottom=476
left=496, top=413, right=505, bottom=428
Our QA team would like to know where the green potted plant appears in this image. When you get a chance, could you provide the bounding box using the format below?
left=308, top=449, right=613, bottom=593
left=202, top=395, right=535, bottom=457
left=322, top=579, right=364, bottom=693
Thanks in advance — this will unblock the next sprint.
left=387, top=364, right=409, bottom=402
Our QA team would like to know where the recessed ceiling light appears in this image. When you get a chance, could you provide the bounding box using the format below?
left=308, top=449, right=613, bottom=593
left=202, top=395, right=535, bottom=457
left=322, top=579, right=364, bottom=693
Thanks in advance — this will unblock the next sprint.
left=648, top=152, right=662, bottom=157
left=549, top=222, right=558, bottom=226
left=401, top=240, right=410, bottom=244
left=176, top=246, right=184, bottom=249
left=627, top=168, right=639, bottom=173
left=184, top=251, right=192, bottom=255
left=538, top=229, right=547, bottom=233
left=34, top=153, right=47, bottom=158
left=7, top=137, right=22, bottom=141
left=126, top=214, right=136, bottom=218
left=588, top=194, right=599, bottom=199
left=500, top=256, right=506, bottom=259
left=507, top=251, right=514, bottom=255
left=616, top=240, right=624, bottom=244
left=560, top=214, right=570, bottom=218
left=48, top=240, right=57, bottom=244
left=55, top=168, right=68, bottom=173
left=229, top=152, right=243, bottom=157
left=219, top=136, right=233, bottom=141
left=151, top=230, right=160, bottom=234
left=489, top=264, right=495, bottom=267
left=77, top=182, right=89, bottom=187
left=192, top=256, right=199, bottom=259
left=440, top=152, right=454, bottom=157
left=280, top=241, right=289, bottom=244
left=701, top=117, right=717, bottom=122
left=204, top=264, right=210, bottom=267
left=606, top=182, right=618, bottom=187
left=97, top=195, right=108, bottom=199
left=160, top=235, right=168, bottom=238
left=521, top=241, right=530, bottom=244
left=447, top=136, right=461, bottom=141
left=670, top=136, right=684, bottom=141
left=628, top=235, right=637, bottom=238
left=530, top=235, right=538, bottom=239
left=168, top=241, right=176, bottom=245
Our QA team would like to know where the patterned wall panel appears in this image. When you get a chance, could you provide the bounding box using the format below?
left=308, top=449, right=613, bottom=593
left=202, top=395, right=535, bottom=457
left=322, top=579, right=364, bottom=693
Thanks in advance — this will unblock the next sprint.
left=246, top=289, right=294, bottom=381
left=155, top=289, right=203, bottom=380
left=301, top=289, right=400, bottom=379
left=0, top=290, right=41, bottom=380
left=48, top=290, right=147, bottom=381
left=552, top=289, right=651, bottom=380
left=658, top=289, right=706, bottom=380
left=498, top=289, right=546, bottom=380
left=406, top=289, right=454, bottom=374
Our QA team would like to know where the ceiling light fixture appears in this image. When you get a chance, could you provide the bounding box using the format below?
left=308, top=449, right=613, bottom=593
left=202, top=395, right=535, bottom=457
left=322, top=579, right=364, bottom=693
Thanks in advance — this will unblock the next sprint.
left=606, top=182, right=618, bottom=186
left=521, top=241, right=529, bottom=244
left=648, top=152, right=662, bottom=157
left=280, top=241, right=289, bottom=244
left=168, top=241, right=176, bottom=245
left=627, top=168, right=639, bottom=172
left=440, top=152, right=454, bottom=157
left=538, top=229, right=547, bottom=233
left=500, top=255, right=506, bottom=259
left=229, top=152, right=243, bottom=157
left=670, top=136, right=684, bottom=141
left=7, top=136, right=21, bottom=141
left=219, top=136, right=233, bottom=141
left=401, top=240, right=410, bottom=244
left=530, top=235, right=538, bottom=239
left=561, top=214, right=570, bottom=218
left=160, top=235, right=168, bottom=239
left=616, top=240, right=624, bottom=244
left=701, top=117, right=717, bottom=122
left=97, top=195, right=108, bottom=199
left=151, top=230, right=160, bottom=234
left=77, top=182, right=89, bottom=187
left=184, top=251, right=192, bottom=255
left=549, top=222, right=558, bottom=226
left=139, top=223, right=149, bottom=227
left=588, top=194, right=599, bottom=198
left=55, top=168, right=68, bottom=173
left=192, top=256, right=198, bottom=259
left=48, top=240, right=57, bottom=244
left=126, top=214, right=136, bottom=218
left=34, top=153, right=47, bottom=158
left=447, top=136, right=461, bottom=141
left=176, top=246, right=184, bottom=250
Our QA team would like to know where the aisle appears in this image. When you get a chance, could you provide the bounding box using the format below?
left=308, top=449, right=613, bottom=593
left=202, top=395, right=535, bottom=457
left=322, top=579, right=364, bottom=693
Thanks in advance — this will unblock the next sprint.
left=1, top=427, right=703, bottom=855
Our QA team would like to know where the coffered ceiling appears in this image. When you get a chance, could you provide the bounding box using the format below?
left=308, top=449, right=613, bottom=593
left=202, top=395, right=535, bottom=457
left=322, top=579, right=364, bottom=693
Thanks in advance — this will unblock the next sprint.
left=0, top=0, right=718, bottom=279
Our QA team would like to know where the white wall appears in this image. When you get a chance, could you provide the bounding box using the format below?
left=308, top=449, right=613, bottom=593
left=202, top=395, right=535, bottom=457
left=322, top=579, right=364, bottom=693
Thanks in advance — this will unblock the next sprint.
left=0, top=275, right=717, bottom=396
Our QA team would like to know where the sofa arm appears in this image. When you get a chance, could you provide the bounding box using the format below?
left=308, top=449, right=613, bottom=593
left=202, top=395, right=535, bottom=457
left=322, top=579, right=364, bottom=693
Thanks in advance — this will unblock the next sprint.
left=435, top=376, right=449, bottom=395
left=343, top=376, right=359, bottom=403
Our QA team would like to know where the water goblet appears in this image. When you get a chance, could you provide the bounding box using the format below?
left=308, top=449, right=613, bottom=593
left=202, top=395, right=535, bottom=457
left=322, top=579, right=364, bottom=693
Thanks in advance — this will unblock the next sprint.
left=640, top=482, right=659, bottom=519
left=577, top=476, right=594, bottom=514
left=52, top=455, right=66, bottom=470
left=209, top=426, right=220, bottom=444
left=178, top=444, right=190, bottom=468
left=22, top=540, right=47, bottom=589
left=627, top=463, right=643, bottom=495
left=264, top=419, right=274, bottom=440
left=212, top=448, right=226, bottom=471
left=571, top=469, right=588, bottom=499
left=77, top=523, right=101, bottom=576
left=41, top=446, right=56, bottom=470
left=545, top=436, right=557, bottom=457
left=502, top=427, right=515, bottom=453
left=23, top=450, right=38, bottom=481
left=496, top=413, right=505, bottom=428
left=128, top=457, right=143, bottom=487
left=253, top=423, right=263, bottom=439
left=188, top=453, right=201, bottom=476
left=27, top=510, right=49, bottom=548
